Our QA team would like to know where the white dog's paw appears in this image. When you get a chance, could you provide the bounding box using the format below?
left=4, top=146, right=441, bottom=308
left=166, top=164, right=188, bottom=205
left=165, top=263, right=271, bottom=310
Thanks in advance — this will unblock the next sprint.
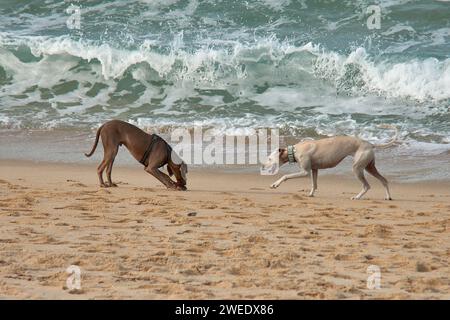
left=270, top=183, right=279, bottom=189
left=351, top=196, right=361, bottom=200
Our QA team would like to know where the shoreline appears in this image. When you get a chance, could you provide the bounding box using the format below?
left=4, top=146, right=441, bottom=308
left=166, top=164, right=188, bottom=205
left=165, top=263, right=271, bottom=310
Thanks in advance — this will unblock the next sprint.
left=1, top=128, right=449, bottom=183
left=2, top=158, right=450, bottom=187
left=1, top=160, right=449, bottom=299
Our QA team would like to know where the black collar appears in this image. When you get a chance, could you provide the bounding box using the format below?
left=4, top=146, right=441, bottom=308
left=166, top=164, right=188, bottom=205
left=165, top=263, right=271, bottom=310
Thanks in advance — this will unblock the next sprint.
left=140, top=134, right=160, bottom=165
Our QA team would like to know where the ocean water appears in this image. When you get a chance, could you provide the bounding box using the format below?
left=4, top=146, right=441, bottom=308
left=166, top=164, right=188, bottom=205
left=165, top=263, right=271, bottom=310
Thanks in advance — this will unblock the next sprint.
left=0, top=0, right=449, bottom=177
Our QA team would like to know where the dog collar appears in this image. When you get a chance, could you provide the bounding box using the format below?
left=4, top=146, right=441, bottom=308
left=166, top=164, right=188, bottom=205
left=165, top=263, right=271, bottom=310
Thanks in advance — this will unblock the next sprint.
left=287, top=145, right=296, bottom=164
left=140, top=134, right=160, bottom=166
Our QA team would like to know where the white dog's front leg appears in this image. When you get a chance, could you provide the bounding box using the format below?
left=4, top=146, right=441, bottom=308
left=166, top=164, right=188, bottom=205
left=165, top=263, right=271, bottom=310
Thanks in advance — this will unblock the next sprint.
left=270, top=171, right=308, bottom=189
left=308, top=169, right=318, bottom=197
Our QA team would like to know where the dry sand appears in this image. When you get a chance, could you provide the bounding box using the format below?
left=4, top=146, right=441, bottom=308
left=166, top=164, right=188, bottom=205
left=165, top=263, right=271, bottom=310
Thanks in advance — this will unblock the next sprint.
left=0, top=160, right=449, bottom=299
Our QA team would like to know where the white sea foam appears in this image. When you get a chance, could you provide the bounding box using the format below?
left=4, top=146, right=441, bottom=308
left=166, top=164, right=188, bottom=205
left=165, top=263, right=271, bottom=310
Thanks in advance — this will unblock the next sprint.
left=0, top=34, right=448, bottom=149
left=312, top=45, right=450, bottom=102
left=2, top=33, right=448, bottom=103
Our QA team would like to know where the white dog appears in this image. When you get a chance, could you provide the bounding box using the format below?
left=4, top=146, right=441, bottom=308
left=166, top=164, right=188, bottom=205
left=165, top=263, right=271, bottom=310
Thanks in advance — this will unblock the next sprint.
left=261, top=125, right=398, bottom=200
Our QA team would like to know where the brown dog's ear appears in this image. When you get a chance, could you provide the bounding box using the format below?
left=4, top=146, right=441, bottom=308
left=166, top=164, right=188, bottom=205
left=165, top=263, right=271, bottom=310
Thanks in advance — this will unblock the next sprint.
left=167, top=165, right=173, bottom=176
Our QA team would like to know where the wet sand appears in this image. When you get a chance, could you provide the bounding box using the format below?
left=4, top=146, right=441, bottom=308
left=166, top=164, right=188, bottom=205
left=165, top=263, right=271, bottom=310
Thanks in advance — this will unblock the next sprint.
left=0, top=160, right=449, bottom=299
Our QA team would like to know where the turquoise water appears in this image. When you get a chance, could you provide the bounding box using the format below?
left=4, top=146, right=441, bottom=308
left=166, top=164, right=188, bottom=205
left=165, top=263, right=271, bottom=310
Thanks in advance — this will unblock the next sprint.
left=0, top=0, right=449, bottom=152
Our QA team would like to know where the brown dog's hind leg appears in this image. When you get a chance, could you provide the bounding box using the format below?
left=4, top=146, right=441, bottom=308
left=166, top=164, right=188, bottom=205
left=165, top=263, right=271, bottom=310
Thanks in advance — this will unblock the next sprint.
left=105, top=146, right=119, bottom=187
left=97, top=159, right=107, bottom=187
left=145, top=166, right=177, bottom=189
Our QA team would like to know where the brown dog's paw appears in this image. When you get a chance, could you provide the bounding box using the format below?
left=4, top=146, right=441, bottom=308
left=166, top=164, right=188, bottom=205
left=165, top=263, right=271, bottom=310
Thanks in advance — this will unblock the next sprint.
left=102, top=182, right=118, bottom=188
left=174, top=182, right=187, bottom=191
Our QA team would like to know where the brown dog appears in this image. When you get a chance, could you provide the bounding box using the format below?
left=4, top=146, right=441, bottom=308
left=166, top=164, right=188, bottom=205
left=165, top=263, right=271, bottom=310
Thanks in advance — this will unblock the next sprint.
left=85, top=120, right=187, bottom=190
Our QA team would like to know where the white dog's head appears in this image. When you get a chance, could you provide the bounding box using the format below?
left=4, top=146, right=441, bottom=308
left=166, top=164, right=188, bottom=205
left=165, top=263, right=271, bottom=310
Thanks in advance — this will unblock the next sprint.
left=260, top=148, right=288, bottom=175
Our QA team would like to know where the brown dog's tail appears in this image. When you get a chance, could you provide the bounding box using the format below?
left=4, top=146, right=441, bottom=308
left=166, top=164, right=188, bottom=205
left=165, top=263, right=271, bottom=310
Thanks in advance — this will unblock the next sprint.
left=373, top=124, right=399, bottom=149
left=84, top=124, right=104, bottom=157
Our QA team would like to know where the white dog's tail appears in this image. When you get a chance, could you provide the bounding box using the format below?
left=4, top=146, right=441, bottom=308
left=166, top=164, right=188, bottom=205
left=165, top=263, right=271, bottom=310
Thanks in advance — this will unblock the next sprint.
left=373, top=124, right=399, bottom=149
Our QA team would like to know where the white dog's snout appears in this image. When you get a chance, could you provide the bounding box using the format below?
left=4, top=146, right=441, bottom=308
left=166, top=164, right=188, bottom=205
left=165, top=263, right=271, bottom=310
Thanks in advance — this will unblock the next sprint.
left=260, top=163, right=279, bottom=175
left=260, top=149, right=281, bottom=175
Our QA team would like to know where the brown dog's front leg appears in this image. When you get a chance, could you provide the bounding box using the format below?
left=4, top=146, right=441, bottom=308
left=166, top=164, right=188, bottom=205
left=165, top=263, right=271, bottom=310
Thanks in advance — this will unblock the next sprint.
left=145, top=167, right=177, bottom=189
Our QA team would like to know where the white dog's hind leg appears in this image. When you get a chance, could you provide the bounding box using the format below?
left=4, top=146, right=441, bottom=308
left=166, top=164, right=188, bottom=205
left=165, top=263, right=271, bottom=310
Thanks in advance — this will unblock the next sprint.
left=352, top=168, right=370, bottom=200
left=351, top=149, right=374, bottom=200
left=351, top=165, right=371, bottom=200
left=365, top=161, right=392, bottom=200
left=309, top=169, right=318, bottom=197
left=270, top=171, right=309, bottom=189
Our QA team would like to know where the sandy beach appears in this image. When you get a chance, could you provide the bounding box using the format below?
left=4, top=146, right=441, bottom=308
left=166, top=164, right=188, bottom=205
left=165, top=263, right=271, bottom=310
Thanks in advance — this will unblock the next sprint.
left=0, top=159, right=449, bottom=299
